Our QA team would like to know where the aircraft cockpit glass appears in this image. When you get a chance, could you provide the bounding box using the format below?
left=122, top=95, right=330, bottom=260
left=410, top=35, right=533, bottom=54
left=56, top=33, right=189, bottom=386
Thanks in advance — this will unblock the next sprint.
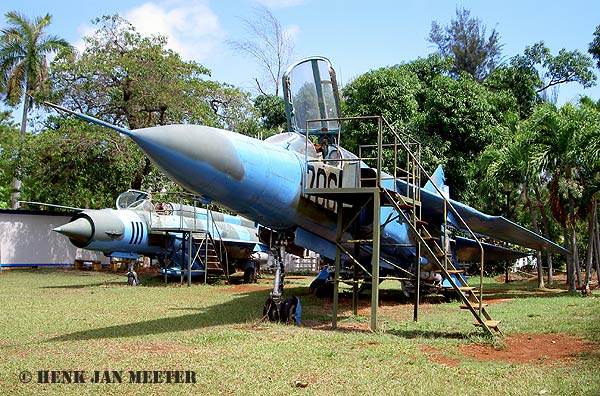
left=116, top=189, right=150, bottom=210
left=265, top=132, right=318, bottom=157
left=283, top=57, right=341, bottom=136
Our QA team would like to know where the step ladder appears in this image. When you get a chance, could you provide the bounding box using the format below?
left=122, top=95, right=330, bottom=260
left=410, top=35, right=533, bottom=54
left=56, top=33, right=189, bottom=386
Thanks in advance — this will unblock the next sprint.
left=381, top=188, right=502, bottom=336
left=192, top=230, right=229, bottom=283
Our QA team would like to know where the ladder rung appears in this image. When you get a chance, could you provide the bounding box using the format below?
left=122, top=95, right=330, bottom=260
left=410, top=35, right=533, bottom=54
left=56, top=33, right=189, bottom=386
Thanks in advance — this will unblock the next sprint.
left=460, top=304, right=488, bottom=309
left=435, top=269, right=464, bottom=274
left=473, top=320, right=500, bottom=328
left=458, top=287, right=475, bottom=292
left=423, top=236, right=439, bottom=242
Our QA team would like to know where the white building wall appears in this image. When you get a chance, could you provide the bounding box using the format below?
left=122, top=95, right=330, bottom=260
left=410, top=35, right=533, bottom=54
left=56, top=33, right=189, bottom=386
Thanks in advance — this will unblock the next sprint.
left=0, top=210, right=108, bottom=268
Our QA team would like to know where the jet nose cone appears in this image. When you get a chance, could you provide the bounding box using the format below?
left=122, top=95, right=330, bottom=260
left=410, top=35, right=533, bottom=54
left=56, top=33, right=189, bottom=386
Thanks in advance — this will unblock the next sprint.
left=54, top=217, right=93, bottom=243
left=129, top=125, right=245, bottom=190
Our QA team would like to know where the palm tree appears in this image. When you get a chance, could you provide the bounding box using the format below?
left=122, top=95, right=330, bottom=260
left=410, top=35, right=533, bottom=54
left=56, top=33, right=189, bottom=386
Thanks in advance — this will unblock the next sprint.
left=530, top=103, right=587, bottom=292
left=0, top=11, right=71, bottom=208
left=478, top=123, right=547, bottom=288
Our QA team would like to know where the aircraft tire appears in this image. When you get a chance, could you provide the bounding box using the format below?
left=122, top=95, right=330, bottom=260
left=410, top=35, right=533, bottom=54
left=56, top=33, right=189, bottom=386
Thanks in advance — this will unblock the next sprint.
left=262, top=298, right=280, bottom=322
left=280, top=297, right=298, bottom=324
left=244, top=267, right=256, bottom=283
left=127, top=271, right=139, bottom=286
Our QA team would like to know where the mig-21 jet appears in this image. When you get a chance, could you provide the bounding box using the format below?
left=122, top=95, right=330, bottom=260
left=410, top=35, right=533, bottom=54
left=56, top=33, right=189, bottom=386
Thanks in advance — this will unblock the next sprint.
left=51, top=189, right=269, bottom=286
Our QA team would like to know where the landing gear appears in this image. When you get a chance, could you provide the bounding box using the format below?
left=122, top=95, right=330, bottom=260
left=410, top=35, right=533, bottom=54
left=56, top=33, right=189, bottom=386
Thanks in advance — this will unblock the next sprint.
left=263, top=296, right=301, bottom=324
left=262, top=241, right=301, bottom=325
left=126, top=260, right=139, bottom=286
left=244, top=266, right=256, bottom=283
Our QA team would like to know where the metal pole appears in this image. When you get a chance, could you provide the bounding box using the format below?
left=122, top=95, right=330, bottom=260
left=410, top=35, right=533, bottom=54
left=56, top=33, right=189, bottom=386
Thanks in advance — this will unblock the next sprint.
left=413, top=239, right=421, bottom=322
left=371, top=191, right=380, bottom=332
left=205, top=203, right=209, bottom=285
left=187, top=231, right=192, bottom=287
left=333, top=204, right=343, bottom=329
left=353, top=210, right=360, bottom=316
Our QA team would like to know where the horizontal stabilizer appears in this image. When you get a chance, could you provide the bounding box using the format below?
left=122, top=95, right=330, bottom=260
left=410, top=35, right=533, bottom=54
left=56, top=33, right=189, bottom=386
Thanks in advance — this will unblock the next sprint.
left=454, top=236, right=529, bottom=262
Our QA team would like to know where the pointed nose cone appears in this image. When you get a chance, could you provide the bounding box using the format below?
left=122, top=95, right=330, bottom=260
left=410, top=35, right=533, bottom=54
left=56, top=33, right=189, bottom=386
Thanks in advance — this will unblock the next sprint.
left=54, top=217, right=93, bottom=243
left=128, top=124, right=246, bottom=195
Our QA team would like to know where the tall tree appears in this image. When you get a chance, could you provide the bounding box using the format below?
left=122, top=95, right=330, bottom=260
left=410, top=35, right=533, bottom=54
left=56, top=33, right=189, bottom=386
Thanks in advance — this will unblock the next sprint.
left=589, top=24, right=600, bottom=69
left=528, top=103, right=598, bottom=291
left=428, top=7, right=502, bottom=81
left=342, top=55, right=518, bottom=201
left=228, top=6, right=294, bottom=96
left=0, top=110, right=18, bottom=207
left=477, top=123, right=548, bottom=288
left=0, top=11, right=71, bottom=208
left=487, top=42, right=596, bottom=119
left=28, top=14, right=261, bottom=203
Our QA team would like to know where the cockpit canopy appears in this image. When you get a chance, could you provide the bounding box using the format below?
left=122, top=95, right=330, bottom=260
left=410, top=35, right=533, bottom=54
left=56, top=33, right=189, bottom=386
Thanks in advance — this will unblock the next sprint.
left=264, top=132, right=318, bottom=157
left=282, top=56, right=342, bottom=137
left=116, top=189, right=149, bottom=210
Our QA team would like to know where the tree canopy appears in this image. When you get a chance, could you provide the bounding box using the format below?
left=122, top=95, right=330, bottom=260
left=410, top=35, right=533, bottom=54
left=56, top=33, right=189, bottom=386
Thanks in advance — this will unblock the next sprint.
left=428, top=7, right=502, bottom=81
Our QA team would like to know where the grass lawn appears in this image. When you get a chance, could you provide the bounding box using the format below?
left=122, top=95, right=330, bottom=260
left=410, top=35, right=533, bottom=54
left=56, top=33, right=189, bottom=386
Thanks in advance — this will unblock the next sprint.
left=0, top=268, right=598, bottom=395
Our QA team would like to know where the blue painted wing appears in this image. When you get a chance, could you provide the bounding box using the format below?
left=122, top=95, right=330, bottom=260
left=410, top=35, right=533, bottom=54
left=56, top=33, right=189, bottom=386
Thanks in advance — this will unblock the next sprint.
left=398, top=179, right=568, bottom=254
left=454, top=236, right=530, bottom=262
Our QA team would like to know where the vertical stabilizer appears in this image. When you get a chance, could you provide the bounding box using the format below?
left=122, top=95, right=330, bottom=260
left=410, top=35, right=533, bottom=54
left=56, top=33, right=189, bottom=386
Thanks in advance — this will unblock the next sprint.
left=424, top=165, right=450, bottom=198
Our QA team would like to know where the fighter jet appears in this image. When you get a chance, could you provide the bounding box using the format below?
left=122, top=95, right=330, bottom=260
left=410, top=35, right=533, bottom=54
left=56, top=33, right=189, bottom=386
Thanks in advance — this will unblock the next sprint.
left=52, top=189, right=269, bottom=286
left=44, top=56, right=567, bottom=330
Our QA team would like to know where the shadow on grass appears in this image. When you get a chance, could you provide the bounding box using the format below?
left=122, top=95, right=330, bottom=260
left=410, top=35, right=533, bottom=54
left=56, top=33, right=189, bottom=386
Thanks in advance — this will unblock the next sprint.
left=39, top=280, right=125, bottom=289
left=480, top=290, right=580, bottom=300
left=387, top=329, right=469, bottom=340
left=47, top=286, right=308, bottom=343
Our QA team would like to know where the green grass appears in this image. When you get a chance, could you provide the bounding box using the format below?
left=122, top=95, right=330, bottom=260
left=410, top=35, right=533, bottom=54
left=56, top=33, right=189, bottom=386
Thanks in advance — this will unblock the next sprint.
left=0, top=268, right=598, bottom=395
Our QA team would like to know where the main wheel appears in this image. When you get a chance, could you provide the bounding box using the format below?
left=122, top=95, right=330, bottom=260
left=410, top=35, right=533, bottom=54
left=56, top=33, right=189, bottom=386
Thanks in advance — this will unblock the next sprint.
left=127, top=271, right=139, bottom=286
left=244, top=267, right=256, bottom=283
left=262, top=298, right=280, bottom=322
left=280, top=297, right=298, bottom=324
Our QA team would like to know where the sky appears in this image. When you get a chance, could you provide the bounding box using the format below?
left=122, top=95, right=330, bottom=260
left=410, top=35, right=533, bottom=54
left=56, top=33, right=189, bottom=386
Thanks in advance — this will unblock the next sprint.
left=1, top=0, right=599, bottom=114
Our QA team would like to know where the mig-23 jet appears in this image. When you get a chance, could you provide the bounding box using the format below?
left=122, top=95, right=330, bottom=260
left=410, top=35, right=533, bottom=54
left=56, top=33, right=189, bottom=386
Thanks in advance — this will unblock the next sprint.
left=45, top=56, right=567, bottom=332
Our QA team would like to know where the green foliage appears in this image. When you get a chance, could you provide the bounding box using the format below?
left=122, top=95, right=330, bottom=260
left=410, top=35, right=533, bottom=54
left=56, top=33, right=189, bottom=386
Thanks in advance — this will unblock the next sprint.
left=18, top=117, right=145, bottom=208
left=428, top=7, right=502, bottom=81
left=589, top=24, right=600, bottom=69
left=254, top=93, right=286, bottom=130
left=34, top=14, right=263, bottom=202
left=0, top=11, right=71, bottom=109
left=49, top=14, right=215, bottom=129
left=343, top=55, right=518, bottom=200
left=0, top=111, right=18, bottom=207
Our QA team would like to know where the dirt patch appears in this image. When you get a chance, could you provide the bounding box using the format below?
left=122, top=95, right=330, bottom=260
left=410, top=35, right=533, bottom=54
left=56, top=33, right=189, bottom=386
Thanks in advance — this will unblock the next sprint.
left=420, top=344, right=462, bottom=367
left=221, top=284, right=272, bottom=293
left=421, top=333, right=595, bottom=367
left=357, top=341, right=381, bottom=350
left=461, top=333, right=596, bottom=364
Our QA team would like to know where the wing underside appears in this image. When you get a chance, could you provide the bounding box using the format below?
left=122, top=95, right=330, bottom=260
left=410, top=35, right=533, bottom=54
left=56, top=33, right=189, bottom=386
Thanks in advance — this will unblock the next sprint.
left=405, top=184, right=568, bottom=255
left=454, top=236, right=530, bottom=262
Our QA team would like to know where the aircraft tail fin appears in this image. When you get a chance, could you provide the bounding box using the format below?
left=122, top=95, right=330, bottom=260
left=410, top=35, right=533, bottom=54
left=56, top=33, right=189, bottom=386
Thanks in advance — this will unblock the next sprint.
left=424, top=165, right=449, bottom=198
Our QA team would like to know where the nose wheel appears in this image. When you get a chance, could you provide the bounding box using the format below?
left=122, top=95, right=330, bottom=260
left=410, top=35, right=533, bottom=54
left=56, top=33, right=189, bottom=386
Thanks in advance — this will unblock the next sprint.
left=126, top=259, right=140, bottom=286
left=262, top=241, right=301, bottom=324
left=263, top=296, right=301, bottom=324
